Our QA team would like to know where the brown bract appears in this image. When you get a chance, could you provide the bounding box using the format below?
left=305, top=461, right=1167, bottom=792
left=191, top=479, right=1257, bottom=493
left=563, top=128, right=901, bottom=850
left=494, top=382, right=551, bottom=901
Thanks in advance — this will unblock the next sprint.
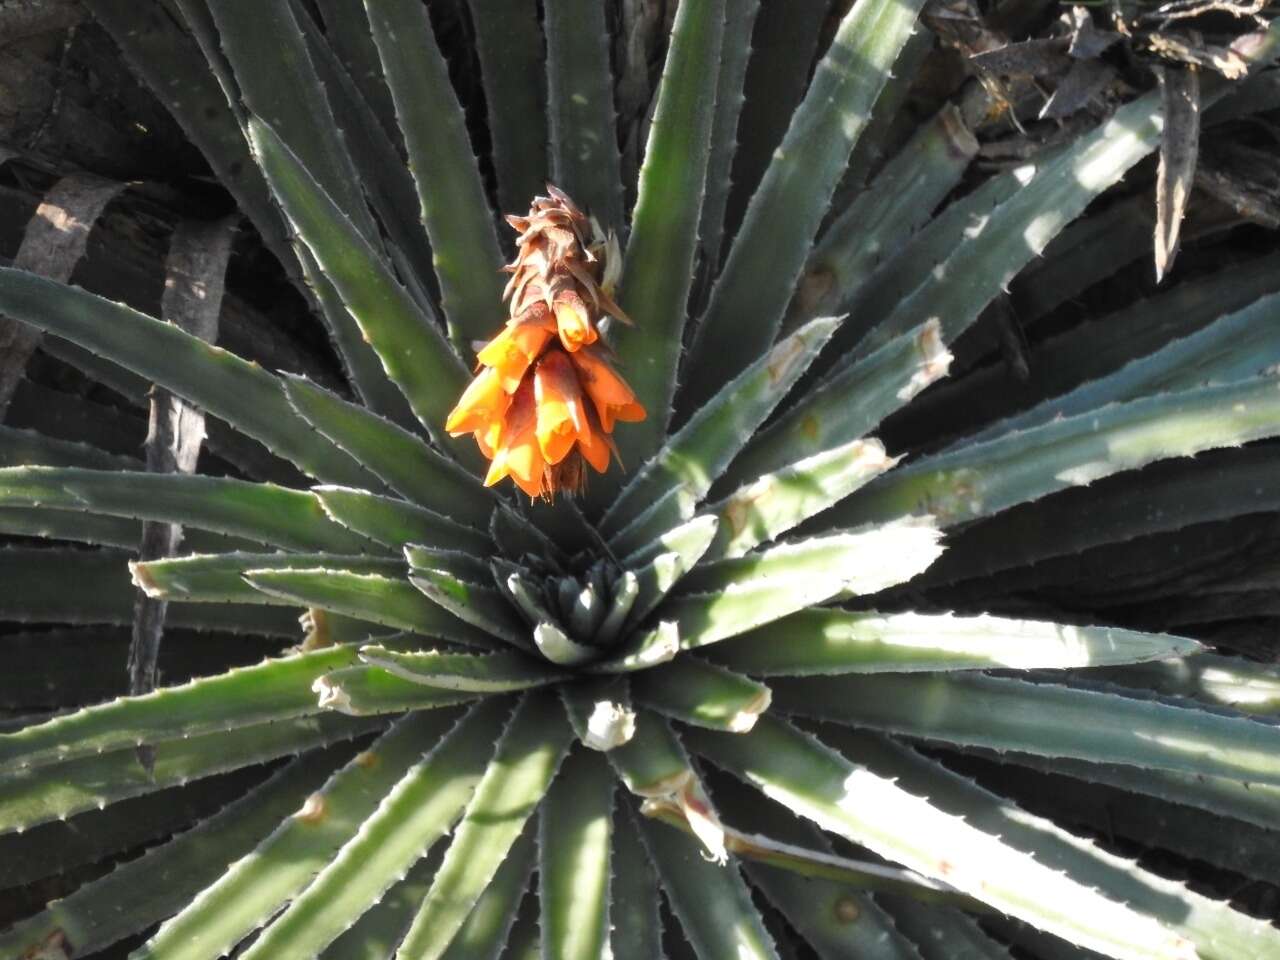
left=445, top=186, right=645, bottom=499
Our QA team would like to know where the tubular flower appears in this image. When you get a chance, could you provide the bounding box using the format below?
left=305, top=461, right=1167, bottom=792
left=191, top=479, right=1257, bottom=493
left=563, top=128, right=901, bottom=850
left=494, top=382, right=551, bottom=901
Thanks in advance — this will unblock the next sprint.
left=446, top=186, right=645, bottom=499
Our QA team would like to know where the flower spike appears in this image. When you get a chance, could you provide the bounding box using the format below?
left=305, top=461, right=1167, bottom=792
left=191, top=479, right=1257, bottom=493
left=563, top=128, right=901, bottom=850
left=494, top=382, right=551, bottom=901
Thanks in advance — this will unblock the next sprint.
left=446, top=187, right=645, bottom=499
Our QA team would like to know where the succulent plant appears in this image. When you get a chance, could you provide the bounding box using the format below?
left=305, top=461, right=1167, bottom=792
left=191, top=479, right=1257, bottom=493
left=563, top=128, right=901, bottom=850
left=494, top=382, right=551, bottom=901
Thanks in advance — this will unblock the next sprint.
left=2, top=1, right=1280, bottom=958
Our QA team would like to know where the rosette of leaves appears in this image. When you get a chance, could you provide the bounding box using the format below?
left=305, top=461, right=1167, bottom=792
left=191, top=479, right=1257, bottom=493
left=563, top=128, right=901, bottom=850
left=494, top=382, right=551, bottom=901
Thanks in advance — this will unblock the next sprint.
left=1, top=1, right=1280, bottom=958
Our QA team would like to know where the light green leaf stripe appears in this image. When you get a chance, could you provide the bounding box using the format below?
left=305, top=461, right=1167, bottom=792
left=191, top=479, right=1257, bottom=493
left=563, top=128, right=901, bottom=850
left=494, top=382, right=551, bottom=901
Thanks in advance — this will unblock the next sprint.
left=539, top=749, right=614, bottom=960
left=609, top=0, right=726, bottom=469
left=0, top=466, right=375, bottom=554
left=131, top=552, right=404, bottom=604
left=0, top=644, right=397, bottom=772
left=603, top=316, right=841, bottom=539
left=0, top=750, right=351, bottom=960
left=238, top=700, right=511, bottom=960
left=0, top=268, right=370, bottom=487
left=774, top=672, right=1280, bottom=787
left=133, top=709, right=466, bottom=960
left=706, top=610, right=1202, bottom=675
left=0, top=715, right=379, bottom=834
left=365, top=0, right=506, bottom=348
left=637, top=809, right=781, bottom=960
left=0, top=424, right=139, bottom=470
left=396, top=691, right=574, bottom=960
left=245, top=569, right=500, bottom=649
left=687, top=718, right=1197, bottom=960
left=835, top=377, right=1280, bottom=529
left=681, top=0, right=928, bottom=412
left=823, top=725, right=1280, bottom=960
left=314, top=665, right=478, bottom=717
left=248, top=117, right=472, bottom=443
left=359, top=646, right=564, bottom=693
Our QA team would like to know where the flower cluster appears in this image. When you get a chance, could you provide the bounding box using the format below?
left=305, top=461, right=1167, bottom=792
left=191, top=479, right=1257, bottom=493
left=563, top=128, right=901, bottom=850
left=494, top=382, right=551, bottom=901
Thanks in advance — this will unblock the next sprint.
left=446, top=186, right=645, bottom=499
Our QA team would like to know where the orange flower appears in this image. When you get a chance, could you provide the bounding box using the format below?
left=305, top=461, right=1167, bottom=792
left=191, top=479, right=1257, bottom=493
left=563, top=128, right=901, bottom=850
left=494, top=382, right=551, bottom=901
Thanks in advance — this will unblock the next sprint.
left=475, top=305, right=556, bottom=392
left=570, top=346, right=646, bottom=433
left=444, top=367, right=509, bottom=436
left=483, top=379, right=546, bottom=499
left=445, top=186, right=645, bottom=500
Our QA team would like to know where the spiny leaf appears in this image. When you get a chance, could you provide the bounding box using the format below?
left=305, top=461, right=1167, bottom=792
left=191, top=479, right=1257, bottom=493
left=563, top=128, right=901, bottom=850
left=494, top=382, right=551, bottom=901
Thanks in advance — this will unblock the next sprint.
left=774, top=672, right=1280, bottom=787
left=395, top=692, right=573, bottom=960
left=0, top=269, right=370, bottom=487
left=681, top=0, right=928, bottom=412
left=364, top=0, right=506, bottom=348
left=359, top=646, right=563, bottom=693
left=706, top=611, right=1202, bottom=675
left=237, top=700, right=511, bottom=960
left=248, top=117, right=472, bottom=443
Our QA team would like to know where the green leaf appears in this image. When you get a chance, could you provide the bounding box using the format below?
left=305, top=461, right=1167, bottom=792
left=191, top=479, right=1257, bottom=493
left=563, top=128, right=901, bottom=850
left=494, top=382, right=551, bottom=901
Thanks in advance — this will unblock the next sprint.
left=0, top=506, right=141, bottom=549
left=603, top=316, right=841, bottom=539
left=560, top=677, right=636, bottom=752
left=706, top=611, right=1202, bottom=675
left=543, top=0, right=624, bottom=229
left=1086, top=652, right=1280, bottom=715
left=248, top=117, right=473, bottom=442
left=205, top=0, right=417, bottom=424
left=724, top=320, right=949, bottom=488
left=283, top=374, right=490, bottom=523
left=465, top=0, right=547, bottom=213
left=0, top=466, right=375, bottom=553
left=697, top=0, right=763, bottom=282
left=364, top=0, right=506, bottom=348
left=610, top=804, right=665, bottom=960
left=637, top=808, right=781, bottom=960
left=0, top=715, right=377, bottom=833
left=132, top=552, right=403, bottom=604
left=681, top=0, right=928, bottom=412
left=359, top=646, right=563, bottom=693
left=0, top=423, right=139, bottom=470
left=592, top=571, right=639, bottom=649
left=608, top=0, right=725, bottom=468
left=665, top=522, right=944, bottom=649
left=538, top=748, right=614, bottom=960
left=880, top=901, right=1010, bottom=960
left=441, top=824, right=537, bottom=960
left=0, top=546, right=299, bottom=636
left=632, top=658, right=772, bottom=732
left=702, top=437, right=898, bottom=563
left=0, top=749, right=350, bottom=959
left=0, top=269, right=370, bottom=487
left=238, top=700, right=511, bottom=960
left=607, top=709, right=691, bottom=798
left=396, top=691, right=573, bottom=960
left=319, top=852, right=441, bottom=960
left=317, top=486, right=491, bottom=553
left=688, top=718, right=1199, bottom=960
left=823, top=725, right=1280, bottom=960
left=0, top=645, right=383, bottom=772
left=135, top=709, right=466, bottom=960
left=532, top=621, right=600, bottom=667
left=833, top=377, right=1280, bottom=530
left=791, top=105, right=977, bottom=331
left=774, top=672, right=1280, bottom=787
left=586, top=621, right=681, bottom=675
left=244, top=569, right=499, bottom=648
left=410, top=569, right=529, bottom=648
left=963, top=290, right=1280, bottom=449
left=313, top=665, right=477, bottom=717
left=406, top=544, right=494, bottom=585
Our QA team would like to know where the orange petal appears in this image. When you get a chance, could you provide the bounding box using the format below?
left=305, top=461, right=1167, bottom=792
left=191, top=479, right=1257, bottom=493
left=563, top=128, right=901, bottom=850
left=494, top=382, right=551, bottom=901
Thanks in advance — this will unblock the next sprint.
left=552, top=288, right=598, bottom=352
left=445, top=367, right=510, bottom=436
left=533, top=350, right=587, bottom=465
left=476, top=309, right=555, bottom=393
left=576, top=405, right=612, bottom=475
left=487, top=379, right=545, bottom=498
left=571, top=347, right=646, bottom=433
